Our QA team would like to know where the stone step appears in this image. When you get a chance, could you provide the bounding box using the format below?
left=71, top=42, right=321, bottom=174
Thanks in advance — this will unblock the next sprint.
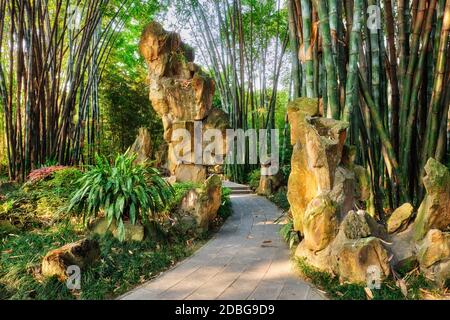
left=230, top=190, right=254, bottom=195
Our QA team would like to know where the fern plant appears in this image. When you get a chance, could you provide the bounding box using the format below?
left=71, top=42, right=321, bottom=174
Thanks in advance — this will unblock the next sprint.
left=68, top=152, right=173, bottom=241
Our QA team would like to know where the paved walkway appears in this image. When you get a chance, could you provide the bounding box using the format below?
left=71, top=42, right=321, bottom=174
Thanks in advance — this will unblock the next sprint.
left=120, top=183, right=324, bottom=300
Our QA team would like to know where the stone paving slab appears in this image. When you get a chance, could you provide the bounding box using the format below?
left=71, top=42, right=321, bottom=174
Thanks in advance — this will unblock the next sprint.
left=120, top=192, right=325, bottom=300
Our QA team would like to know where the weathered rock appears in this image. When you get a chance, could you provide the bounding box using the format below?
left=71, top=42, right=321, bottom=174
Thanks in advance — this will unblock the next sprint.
left=257, top=170, right=284, bottom=196
left=174, top=164, right=207, bottom=183
left=140, top=21, right=229, bottom=183
left=295, top=241, right=333, bottom=274
left=387, top=203, right=414, bottom=234
left=417, top=229, right=450, bottom=269
left=341, top=210, right=387, bottom=240
left=332, top=236, right=391, bottom=284
left=413, top=158, right=450, bottom=241
left=302, top=194, right=338, bottom=251
left=41, top=239, right=100, bottom=281
left=286, top=98, right=348, bottom=232
left=329, top=166, right=355, bottom=220
left=89, top=218, right=145, bottom=242
left=130, top=128, right=152, bottom=164
left=180, top=174, right=222, bottom=230
left=304, top=117, right=348, bottom=192
left=417, top=229, right=450, bottom=287
left=389, top=226, right=418, bottom=269
left=287, top=142, right=319, bottom=232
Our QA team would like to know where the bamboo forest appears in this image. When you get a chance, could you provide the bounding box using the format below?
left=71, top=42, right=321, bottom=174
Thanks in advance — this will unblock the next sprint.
left=0, top=0, right=449, bottom=303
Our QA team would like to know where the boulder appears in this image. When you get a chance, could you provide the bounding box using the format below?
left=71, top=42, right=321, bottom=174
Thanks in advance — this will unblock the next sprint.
left=387, top=203, right=414, bottom=234
left=389, top=226, right=418, bottom=269
left=302, top=194, right=338, bottom=251
left=140, top=21, right=229, bottom=183
left=295, top=241, right=334, bottom=274
left=332, top=236, right=391, bottom=284
left=257, top=170, right=284, bottom=196
left=130, top=128, right=152, bottom=164
left=413, top=158, right=450, bottom=241
left=341, top=210, right=387, bottom=240
left=41, top=239, right=100, bottom=281
left=417, top=229, right=450, bottom=269
left=180, top=174, right=222, bottom=230
left=417, top=229, right=450, bottom=287
left=89, top=218, right=145, bottom=242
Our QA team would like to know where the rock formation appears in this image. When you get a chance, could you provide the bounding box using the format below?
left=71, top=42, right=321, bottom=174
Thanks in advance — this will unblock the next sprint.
left=130, top=128, right=152, bottom=164
left=413, top=158, right=450, bottom=241
left=139, top=22, right=229, bottom=183
left=288, top=98, right=390, bottom=284
left=286, top=98, right=450, bottom=287
left=41, top=239, right=100, bottom=281
left=179, top=174, right=222, bottom=231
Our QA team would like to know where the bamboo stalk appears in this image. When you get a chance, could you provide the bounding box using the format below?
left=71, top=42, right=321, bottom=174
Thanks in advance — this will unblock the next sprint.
left=313, top=0, right=340, bottom=119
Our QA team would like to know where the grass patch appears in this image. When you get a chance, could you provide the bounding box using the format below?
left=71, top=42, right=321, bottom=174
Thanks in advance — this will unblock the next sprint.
left=0, top=169, right=232, bottom=300
left=296, top=258, right=438, bottom=300
left=0, top=222, right=201, bottom=299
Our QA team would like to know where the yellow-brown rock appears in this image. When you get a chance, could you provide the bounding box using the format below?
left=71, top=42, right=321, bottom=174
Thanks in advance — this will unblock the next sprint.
left=417, top=229, right=450, bottom=287
left=286, top=98, right=348, bottom=232
left=413, top=158, right=450, bottom=241
left=140, top=21, right=229, bottom=183
left=417, top=229, right=450, bottom=269
left=130, top=128, right=152, bottom=164
left=332, top=236, right=391, bottom=284
left=180, top=174, right=222, bottom=230
left=41, top=239, right=100, bottom=281
left=302, top=194, right=338, bottom=251
left=387, top=203, right=414, bottom=234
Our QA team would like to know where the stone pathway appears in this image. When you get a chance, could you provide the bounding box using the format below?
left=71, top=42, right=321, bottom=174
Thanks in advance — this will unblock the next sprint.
left=120, top=182, right=324, bottom=300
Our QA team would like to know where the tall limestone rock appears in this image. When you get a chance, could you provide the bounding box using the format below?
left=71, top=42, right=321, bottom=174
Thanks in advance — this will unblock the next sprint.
left=139, top=21, right=229, bottom=183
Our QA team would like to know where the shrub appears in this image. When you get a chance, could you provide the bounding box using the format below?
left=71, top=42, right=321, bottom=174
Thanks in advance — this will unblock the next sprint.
left=268, top=188, right=290, bottom=211
left=247, top=169, right=261, bottom=190
left=279, top=218, right=300, bottom=249
left=217, top=187, right=232, bottom=220
left=68, top=152, right=173, bottom=241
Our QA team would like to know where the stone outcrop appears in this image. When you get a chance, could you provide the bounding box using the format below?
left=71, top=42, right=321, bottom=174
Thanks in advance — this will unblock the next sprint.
left=387, top=203, right=414, bottom=234
left=41, top=239, right=100, bottom=281
left=287, top=98, right=450, bottom=287
left=130, top=128, right=153, bottom=164
left=257, top=169, right=284, bottom=196
left=302, top=194, right=338, bottom=251
left=89, top=218, right=145, bottom=242
left=287, top=98, right=351, bottom=232
left=417, top=229, right=450, bottom=287
left=413, top=158, right=450, bottom=241
left=139, top=22, right=229, bottom=183
left=288, top=97, right=392, bottom=284
left=180, top=174, right=222, bottom=231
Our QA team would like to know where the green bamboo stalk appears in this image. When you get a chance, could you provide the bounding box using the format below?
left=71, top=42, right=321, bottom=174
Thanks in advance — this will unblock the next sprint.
left=402, top=0, right=437, bottom=184
left=359, top=71, right=402, bottom=190
left=343, top=0, right=362, bottom=123
left=400, top=0, right=427, bottom=141
left=368, top=0, right=381, bottom=113
left=426, top=0, right=450, bottom=160
left=301, top=0, right=315, bottom=97
left=313, top=0, right=340, bottom=119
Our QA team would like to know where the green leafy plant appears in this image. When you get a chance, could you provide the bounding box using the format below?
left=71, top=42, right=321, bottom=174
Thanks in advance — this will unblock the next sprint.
left=68, top=152, right=173, bottom=241
left=247, top=169, right=261, bottom=190
left=280, top=219, right=300, bottom=249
